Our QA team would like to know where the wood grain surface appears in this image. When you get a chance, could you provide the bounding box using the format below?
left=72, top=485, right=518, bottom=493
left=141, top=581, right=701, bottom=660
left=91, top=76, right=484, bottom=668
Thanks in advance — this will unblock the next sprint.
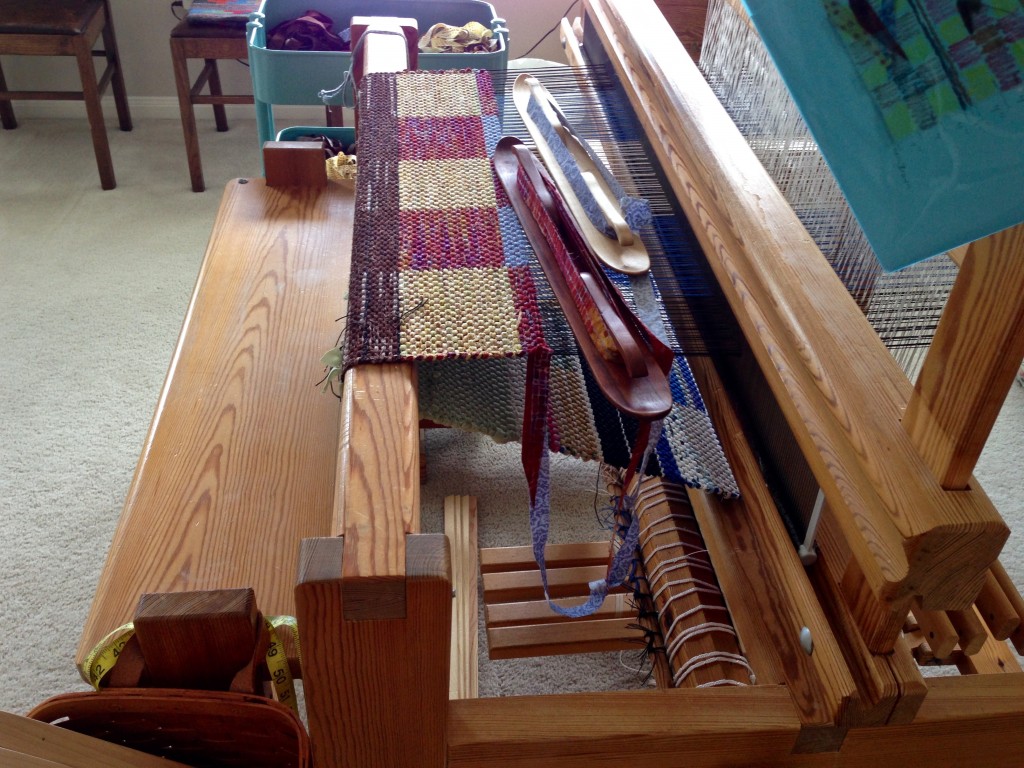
left=583, top=0, right=1008, bottom=638
left=0, top=710, right=190, bottom=768
left=77, top=179, right=354, bottom=668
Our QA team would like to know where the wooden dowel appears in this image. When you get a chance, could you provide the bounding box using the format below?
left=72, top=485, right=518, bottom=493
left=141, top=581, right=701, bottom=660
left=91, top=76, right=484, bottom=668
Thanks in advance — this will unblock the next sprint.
left=947, top=607, right=988, bottom=656
left=975, top=569, right=1021, bottom=641
left=989, top=560, right=1024, bottom=654
left=911, top=602, right=958, bottom=659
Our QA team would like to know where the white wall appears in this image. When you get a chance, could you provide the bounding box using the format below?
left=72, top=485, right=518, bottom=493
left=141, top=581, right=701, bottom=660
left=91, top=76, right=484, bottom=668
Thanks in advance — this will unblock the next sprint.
left=2, top=0, right=581, bottom=118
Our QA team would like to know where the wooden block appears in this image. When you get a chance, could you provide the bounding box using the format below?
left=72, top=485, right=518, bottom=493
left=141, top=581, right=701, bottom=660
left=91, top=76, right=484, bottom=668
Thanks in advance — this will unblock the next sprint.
left=296, top=534, right=451, bottom=768
left=263, top=141, right=328, bottom=188
left=487, top=618, right=645, bottom=660
left=133, top=588, right=259, bottom=691
left=445, top=495, right=479, bottom=700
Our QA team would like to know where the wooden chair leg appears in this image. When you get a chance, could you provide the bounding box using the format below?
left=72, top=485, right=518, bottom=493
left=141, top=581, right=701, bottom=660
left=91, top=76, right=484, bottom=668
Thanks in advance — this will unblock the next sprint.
left=0, top=60, right=17, bottom=130
left=101, top=6, right=133, bottom=132
left=75, top=36, right=116, bottom=190
left=171, top=39, right=205, bottom=192
left=207, top=59, right=230, bottom=132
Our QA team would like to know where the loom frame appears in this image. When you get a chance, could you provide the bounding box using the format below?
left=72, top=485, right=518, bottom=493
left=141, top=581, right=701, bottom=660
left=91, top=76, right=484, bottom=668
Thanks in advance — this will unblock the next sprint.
left=297, top=3, right=1024, bottom=765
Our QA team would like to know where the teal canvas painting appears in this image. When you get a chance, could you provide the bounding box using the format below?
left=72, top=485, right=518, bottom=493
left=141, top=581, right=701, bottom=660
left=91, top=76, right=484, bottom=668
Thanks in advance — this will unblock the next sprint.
left=741, top=0, right=1024, bottom=270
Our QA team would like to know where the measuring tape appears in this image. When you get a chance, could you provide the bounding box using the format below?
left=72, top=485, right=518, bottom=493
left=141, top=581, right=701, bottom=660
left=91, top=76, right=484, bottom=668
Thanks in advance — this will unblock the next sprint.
left=79, top=615, right=300, bottom=713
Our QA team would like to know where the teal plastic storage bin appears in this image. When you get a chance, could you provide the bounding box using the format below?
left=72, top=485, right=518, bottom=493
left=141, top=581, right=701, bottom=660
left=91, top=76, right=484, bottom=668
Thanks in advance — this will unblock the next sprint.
left=247, top=0, right=509, bottom=148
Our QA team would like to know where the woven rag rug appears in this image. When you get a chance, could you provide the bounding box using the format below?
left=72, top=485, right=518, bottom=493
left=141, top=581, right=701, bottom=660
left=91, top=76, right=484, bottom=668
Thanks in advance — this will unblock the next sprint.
left=342, top=68, right=739, bottom=613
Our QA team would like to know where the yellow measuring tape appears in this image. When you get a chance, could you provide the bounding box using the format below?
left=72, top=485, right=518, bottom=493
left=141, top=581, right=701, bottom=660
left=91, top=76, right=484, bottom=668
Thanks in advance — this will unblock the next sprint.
left=79, top=615, right=300, bottom=713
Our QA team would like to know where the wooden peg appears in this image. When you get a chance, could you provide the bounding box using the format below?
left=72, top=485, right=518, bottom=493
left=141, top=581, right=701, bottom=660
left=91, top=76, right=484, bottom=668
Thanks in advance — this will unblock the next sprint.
left=132, top=588, right=260, bottom=691
left=911, top=602, right=958, bottom=659
left=989, top=560, right=1024, bottom=654
left=947, top=607, right=988, bottom=656
left=975, top=569, right=1021, bottom=641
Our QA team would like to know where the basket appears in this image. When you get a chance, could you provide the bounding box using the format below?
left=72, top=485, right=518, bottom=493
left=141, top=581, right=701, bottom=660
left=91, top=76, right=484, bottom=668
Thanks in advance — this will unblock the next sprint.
left=28, top=688, right=310, bottom=768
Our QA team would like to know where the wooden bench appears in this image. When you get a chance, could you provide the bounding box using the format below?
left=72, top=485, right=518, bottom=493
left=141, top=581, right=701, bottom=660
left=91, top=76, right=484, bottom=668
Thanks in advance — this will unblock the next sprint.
left=76, top=175, right=356, bottom=673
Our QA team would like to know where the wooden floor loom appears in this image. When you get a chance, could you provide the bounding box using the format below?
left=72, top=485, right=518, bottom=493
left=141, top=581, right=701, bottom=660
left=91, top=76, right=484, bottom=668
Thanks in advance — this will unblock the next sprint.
left=16, top=1, right=1023, bottom=767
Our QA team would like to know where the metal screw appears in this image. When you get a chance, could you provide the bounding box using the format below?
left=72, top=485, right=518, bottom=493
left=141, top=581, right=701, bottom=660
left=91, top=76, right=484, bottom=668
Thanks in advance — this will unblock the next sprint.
left=799, top=626, right=814, bottom=655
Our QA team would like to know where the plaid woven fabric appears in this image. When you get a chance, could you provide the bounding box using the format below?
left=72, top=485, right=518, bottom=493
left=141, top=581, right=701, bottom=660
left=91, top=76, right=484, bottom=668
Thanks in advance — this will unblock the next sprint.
left=344, top=69, right=738, bottom=498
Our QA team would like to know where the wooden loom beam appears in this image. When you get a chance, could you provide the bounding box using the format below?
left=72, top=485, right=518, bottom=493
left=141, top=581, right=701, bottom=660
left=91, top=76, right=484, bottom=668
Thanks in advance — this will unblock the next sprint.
left=295, top=21, right=450, bottom=768
left=582, top=0, right=1008, bottom=652
left=903, top=222, right=1024, bottom=490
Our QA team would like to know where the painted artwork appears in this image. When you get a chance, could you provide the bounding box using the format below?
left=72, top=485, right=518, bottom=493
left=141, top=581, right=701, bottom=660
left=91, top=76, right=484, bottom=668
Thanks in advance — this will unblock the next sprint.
left=742, top=0, right=1024, bottom=270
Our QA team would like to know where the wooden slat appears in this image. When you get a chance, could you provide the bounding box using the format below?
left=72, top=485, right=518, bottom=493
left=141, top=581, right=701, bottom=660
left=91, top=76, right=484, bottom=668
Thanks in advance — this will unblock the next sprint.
left=487, top=618, right=645, bottom=659
left=479, top=542, right=610, bottom=573
left=77, top=178, right=353, bottom=670
left=882, top=636, right=928, bottom=726
left=446, top=495, right=479, bottom=700
left=812, top=511, right=901, bottom=727
left=0, top=711, right=191, bottom=768
left=447, top=688, right=805, bottom=768
left=483, top=565, right=625, bottom=603
left=486, top=593, right=635, bottom=627
left=583, top=0, right=1009, bottom=651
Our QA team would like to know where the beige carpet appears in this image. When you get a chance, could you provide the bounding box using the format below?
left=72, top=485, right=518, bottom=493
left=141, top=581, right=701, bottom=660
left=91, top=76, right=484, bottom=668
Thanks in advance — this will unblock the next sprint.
left=1, top=113, right=1022, bottom=718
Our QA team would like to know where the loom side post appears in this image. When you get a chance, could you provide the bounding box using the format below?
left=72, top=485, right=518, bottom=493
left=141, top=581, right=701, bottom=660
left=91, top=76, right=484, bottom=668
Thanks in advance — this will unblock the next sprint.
left=294, top=23, right=452, bottom=768
left=902, top=222, right=1024, bottom=491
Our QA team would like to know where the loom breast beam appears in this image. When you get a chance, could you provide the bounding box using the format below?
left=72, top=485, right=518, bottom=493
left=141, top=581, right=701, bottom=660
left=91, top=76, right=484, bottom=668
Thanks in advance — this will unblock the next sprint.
left=294, top=19, right=451, bottom=768
left=583, top=0, right=1009, bottom=653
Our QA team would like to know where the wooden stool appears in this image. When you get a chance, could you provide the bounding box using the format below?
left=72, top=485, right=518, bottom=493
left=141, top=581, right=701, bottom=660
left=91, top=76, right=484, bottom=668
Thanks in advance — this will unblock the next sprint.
left=170, top=18, right=252, bottom=193
left=0, top=0, right=132, bottom=190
